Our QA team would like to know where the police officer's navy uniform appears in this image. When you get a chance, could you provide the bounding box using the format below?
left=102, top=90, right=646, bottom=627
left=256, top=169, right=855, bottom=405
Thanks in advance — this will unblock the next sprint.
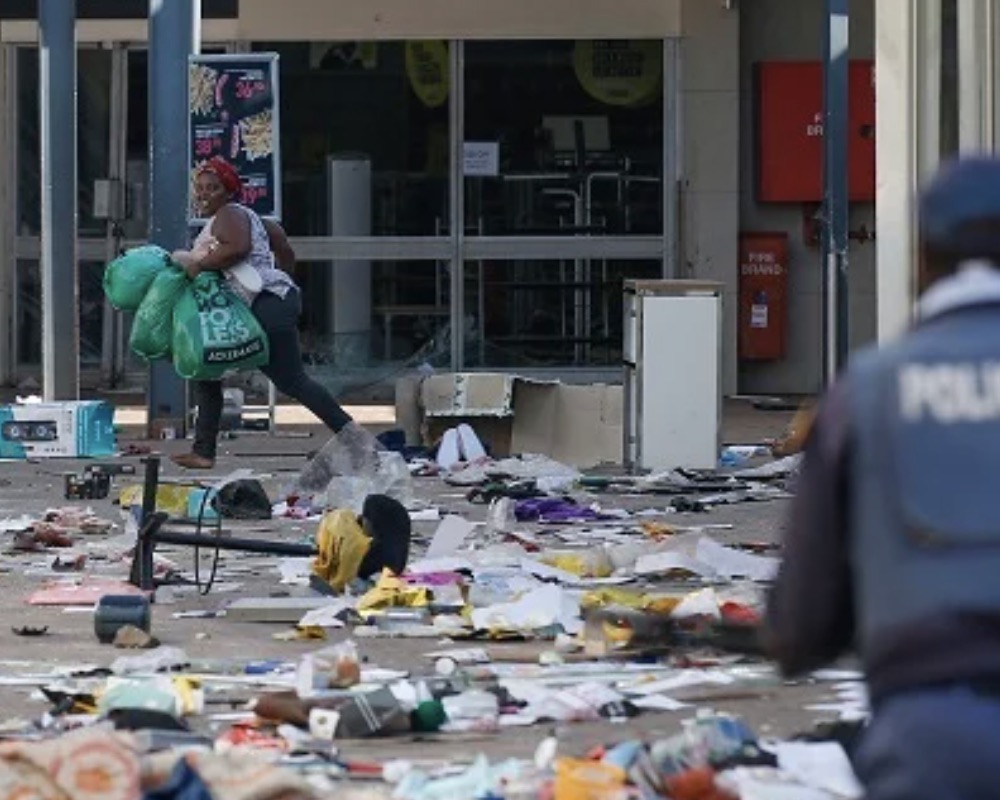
left=766, top=158, right=1000, bottom=799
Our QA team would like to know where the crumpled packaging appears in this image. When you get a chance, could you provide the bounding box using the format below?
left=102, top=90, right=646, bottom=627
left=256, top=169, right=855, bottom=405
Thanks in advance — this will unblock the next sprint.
left=357, top=570, right=431, bottom=614
left=312, top=509, right=372, bottom=593
left=581, top=589, right=682, bottom=616
left=119, top=484, right=194, bottom=518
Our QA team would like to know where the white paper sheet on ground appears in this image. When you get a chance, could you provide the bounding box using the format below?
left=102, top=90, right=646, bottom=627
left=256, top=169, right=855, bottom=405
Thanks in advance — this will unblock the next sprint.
left=298, top=599, right=356, bottom=628
left=277, top=558, right=312, bottom=586
left=632, top=694, right=690, bottom=712
left=406, top=556, right=475, bottom=575
left=499, top=713, right=539, bottom=727
left=633, top=550, right=715, bottom=578
left=360, top=668, right=409, bottom=683
left=733, top=454, right=803, bottom=479
left=774, top=742, right=863, bottom=799
left=0, top=516, right=34, bottom=533
left=695, top=537, right=780, bottom=581
left=560, top=682, right=625, bottom=709
left=716, top=768, right=834, bottom=800
left=425, top=516, right=476, bottom=559
left=470, top=583, right=583, bottom=634
left=627, top=668, right=736, bottom=696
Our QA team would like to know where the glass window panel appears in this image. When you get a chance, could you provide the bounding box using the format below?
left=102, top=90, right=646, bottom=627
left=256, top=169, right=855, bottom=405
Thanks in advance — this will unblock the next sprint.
left=941, top=0, right=959, bottom=159
left=16, top=47, right=113, bottom=236
left=250, top=42, right=450, bottom=236
left=462, top=257, right=661, bottom=368
left=464, top=40, right=664, bottom=236
left=294, top=259, right=452, bottom=381
left=15, top=259, right=105, bottom=368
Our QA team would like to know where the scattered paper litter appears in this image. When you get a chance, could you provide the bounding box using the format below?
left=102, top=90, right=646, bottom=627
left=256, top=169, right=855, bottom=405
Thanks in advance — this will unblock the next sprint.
left=716, top=768, right=834, bottom=800
left=425, top=516, right=476, bottom=559
left=633, top=550, right=713, bottom=578
left=298, top=599, right=357, bottom=629
left=470, top=583, right=583, bottom=635
left=277, top=558, right=314, bottom=585
left=773, top=741, right=863, bottom=799
left=0, top=516, right=34, bottom=533
left=627, top=669, right=736, bottom=696
left=631, top=695, right=690, bottom=712
left=695, top=537, right=779, bottom=581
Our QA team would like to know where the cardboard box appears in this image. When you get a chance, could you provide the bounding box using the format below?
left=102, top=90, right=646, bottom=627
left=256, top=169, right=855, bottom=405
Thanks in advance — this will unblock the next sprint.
left=0, top=400, right=116, bottom=459
left=420, top=373, right=623, bottom=468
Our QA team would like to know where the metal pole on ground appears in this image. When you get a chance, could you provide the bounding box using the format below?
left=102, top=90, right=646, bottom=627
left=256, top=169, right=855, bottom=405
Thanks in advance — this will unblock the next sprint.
left=147, top=0, right=200, bottom=437
left=823, top=0, right=850, bottom=385
left=38, top=0, right=79, bottom=400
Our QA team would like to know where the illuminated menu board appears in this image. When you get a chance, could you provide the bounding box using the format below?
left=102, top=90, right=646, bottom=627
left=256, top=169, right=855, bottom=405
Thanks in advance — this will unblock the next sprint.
left=188, top=53, right=281, bottom=222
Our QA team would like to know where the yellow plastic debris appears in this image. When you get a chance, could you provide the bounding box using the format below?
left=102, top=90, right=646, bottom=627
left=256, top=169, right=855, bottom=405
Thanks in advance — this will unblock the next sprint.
left=312, top=509, right=372, bottom=593
left=273, top=626, right=327, bottom=642
left=357, top=570, right=431, bottom=613
left=119, top=484, right=194, bottom=517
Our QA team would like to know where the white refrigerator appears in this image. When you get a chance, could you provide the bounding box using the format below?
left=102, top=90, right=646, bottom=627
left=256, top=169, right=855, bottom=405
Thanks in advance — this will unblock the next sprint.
left=623, top=280, right=724, bottom=472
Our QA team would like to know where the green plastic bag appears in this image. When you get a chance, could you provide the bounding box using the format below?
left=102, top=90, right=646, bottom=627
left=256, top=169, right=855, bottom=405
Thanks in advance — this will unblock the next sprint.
left=103, top=245, right=172, bottom=312
left=129, top=267, right=188, bottom=361
left=172, top=272, right=270, bottom=380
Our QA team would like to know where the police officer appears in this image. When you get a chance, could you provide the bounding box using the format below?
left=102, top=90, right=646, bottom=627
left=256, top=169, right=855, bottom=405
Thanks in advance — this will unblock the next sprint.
left=765, top=156, right=1000, bottom=799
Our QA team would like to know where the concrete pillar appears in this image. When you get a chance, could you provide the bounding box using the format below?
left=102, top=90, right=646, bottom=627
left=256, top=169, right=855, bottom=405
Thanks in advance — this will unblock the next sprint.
left=0, top=46, right=13, bottom=386
left=38, top=0, right=79, bottom=400
left=679, top=0, right=740, bottom=396
left=147, top=0, right=200, bottom=437
left=875, top=0, right=941, bottom=343
left=957, top=0, right=996, bottom=151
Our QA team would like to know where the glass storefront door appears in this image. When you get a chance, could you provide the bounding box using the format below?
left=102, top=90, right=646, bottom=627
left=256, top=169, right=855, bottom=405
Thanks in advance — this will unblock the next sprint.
left=6, top=35, right=680, bottom=387
left=11, top=42, right=230, bottom=385
left=257, top=38, right=677, bottom=378
left=14, top=45, right=115, bottom=377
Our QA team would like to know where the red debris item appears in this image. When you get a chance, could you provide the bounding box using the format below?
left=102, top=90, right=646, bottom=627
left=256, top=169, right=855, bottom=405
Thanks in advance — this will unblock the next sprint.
left=720, top=602, right=761, bottom=626
left=216, top=723, right=288, bottom=752
left=665, top=767, right=738, bottom=800
left=27, top=580, right=149, bottom=607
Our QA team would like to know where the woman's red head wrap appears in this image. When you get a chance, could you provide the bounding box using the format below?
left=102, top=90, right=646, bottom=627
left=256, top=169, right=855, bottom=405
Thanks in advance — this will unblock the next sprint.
left=199, top=157, right=242, bottom=196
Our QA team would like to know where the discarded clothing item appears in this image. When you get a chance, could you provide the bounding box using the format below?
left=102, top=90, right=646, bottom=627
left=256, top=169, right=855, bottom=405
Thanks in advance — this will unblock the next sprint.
left=358, top=494, right=413, bottom=578
left=514, top=498, right=603, bottom=524
left=0, top=727, right=141, bottom=800
left=468, top=480, right=544, bottom=504
left=142, top=749, right=318, bottom=800
left=143, top=758, right=213, bottom=800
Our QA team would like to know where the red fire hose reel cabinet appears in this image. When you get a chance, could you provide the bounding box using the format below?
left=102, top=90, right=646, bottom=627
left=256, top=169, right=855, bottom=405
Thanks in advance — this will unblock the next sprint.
left=739, top=232, right=788, bottom=361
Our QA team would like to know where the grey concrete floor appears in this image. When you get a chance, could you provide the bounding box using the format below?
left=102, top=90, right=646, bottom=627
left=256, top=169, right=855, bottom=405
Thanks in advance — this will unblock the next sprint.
left=0, top=402, right=859, bottom=766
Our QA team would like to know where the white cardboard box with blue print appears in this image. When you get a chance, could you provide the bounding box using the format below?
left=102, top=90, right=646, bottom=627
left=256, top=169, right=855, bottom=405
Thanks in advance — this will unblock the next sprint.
left=0, top=400, right=116, bottom=460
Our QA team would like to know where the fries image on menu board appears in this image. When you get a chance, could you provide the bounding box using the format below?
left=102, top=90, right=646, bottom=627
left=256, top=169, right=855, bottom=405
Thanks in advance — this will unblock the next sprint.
left=189, top=64, right=218, bottom=116
left=239, top=109, right=273, bottom=161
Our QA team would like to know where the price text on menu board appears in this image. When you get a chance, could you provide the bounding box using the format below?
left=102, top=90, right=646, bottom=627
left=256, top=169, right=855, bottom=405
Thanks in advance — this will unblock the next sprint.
left=188, top=53, right=281, bottom=222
